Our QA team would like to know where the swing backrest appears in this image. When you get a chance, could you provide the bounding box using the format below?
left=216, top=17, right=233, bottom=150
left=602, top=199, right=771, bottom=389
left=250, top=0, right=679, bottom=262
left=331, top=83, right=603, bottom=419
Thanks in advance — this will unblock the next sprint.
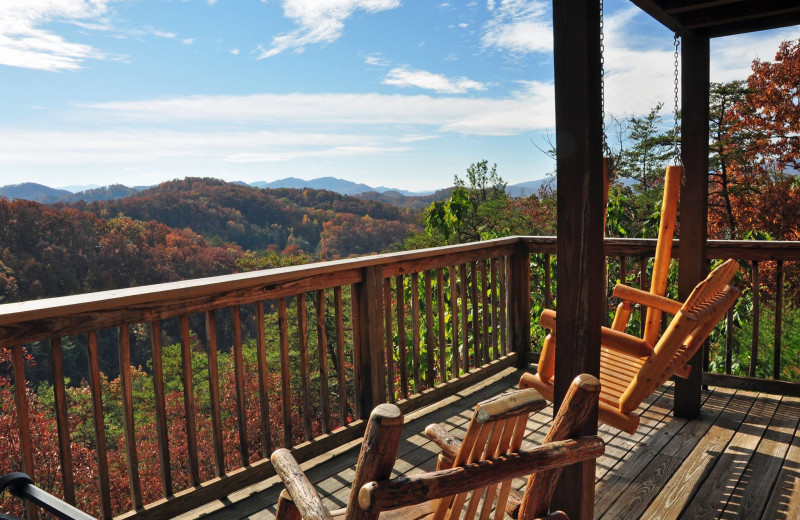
left=619, top=259, right=740, bottom=414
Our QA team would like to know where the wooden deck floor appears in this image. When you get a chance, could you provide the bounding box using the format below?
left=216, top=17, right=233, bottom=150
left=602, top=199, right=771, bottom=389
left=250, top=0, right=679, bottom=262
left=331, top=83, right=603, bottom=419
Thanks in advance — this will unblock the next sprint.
left=182, top=368, right=800, bottom=520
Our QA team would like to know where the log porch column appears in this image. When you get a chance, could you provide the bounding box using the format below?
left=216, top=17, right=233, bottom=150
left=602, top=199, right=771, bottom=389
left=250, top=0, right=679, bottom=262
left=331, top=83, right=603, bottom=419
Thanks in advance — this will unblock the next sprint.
left=675, top=33, right=710, bottom=418
left=551, top=0, right=603, bottom=518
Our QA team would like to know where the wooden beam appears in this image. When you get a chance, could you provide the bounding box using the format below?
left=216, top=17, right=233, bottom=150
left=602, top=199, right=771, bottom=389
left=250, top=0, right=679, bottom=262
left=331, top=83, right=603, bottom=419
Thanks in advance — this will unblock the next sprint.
left=675, top=33, right=710, bottom=419
left=551, top=0, right=603, bottom=518
left=356, top=266, right=387, bottom=416
left=679, top=0, right=800, bottom=30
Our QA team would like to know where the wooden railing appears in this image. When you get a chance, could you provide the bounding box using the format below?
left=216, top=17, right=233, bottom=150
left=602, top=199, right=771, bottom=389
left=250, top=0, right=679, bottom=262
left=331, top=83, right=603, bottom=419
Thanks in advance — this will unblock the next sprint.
left=0, top=236, right=798, bottom=519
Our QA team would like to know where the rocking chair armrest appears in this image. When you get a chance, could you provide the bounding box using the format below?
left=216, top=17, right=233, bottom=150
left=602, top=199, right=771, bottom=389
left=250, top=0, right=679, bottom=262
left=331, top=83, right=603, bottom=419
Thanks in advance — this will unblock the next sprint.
left=359, top=437, right=605, bottom=513
left=272, top=449, right=333, bottom=520
left=612, top=284, right=683, bottom=315
left=600, top=327, right=653, bottom=358
left=424, top=423, right=462, bottom=461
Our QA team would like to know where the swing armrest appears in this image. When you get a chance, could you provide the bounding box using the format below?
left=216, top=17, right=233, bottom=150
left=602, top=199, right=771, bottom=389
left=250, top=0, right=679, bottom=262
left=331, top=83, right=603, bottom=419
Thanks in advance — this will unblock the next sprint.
left=612, top=284, right=683, bottom=315
left=600, top=327, right=653, bottom=358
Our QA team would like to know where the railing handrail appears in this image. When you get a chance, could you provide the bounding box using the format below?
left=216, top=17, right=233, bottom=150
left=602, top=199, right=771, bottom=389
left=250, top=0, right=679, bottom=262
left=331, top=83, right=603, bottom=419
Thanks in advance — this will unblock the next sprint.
left=0, top=236, right=521, bottom=330
left=3, top=236, right=800, bottom=344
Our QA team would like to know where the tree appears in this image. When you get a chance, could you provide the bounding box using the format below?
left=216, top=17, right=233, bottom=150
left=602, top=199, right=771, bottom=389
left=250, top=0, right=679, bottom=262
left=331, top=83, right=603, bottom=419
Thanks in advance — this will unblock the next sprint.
left=616, top=103, right=676, bottom=193
left=423, top=161, right=510, bottom=244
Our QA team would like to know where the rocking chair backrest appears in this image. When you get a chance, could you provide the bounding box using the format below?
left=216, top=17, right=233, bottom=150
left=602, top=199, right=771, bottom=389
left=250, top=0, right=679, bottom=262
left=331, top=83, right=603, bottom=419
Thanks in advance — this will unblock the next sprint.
left=432, top=389, right=545, bottom=520
left=620, top=259, right=740, bottom=414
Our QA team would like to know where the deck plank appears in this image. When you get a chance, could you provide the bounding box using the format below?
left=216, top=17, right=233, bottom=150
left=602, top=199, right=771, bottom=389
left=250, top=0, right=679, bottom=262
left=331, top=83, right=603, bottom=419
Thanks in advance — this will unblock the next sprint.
left=639, top=388, right=756, bottom=520
left=719, top=395, right=800, bottom=520
left=761, top=396, right=800, bottom=520
left=679, top=391, right=779, bottom=519
left=596, top=389, right=734, bottom=520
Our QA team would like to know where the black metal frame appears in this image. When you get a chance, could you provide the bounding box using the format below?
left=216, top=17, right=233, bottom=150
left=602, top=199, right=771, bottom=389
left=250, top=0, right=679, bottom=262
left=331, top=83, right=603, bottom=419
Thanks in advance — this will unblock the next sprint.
left=0, top=473, right=94, bottom=520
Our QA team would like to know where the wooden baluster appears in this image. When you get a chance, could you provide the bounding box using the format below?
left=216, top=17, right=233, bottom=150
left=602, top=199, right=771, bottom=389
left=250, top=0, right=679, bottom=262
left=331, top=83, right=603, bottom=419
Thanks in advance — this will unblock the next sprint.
left=317, top=290, right=332, bottom=430
left=351, top=285, right=362, bottom=420
left=298, top=294, right=313, bottom=442
left=424, top=270, right=436, bottom=387
left=774, top=260, right=784, bottom=380
left=639, top=256, right=647, bottom=336
left=499, top=257, right=508, bottom=355
left=437, top=268, right=447, bottom=382
left=279, top=298, right=293, bottom=447
left=471, top=261, right=481, bottom=367
left=205, top=310, right=225, bottom=476
left=460, top=263, right=469, bottom=373
left=619, top=256, right=627, bottom=285
left=232, top=306, right=249, bottom=464
left=383, top=279, right=395, bottom=403
left=491, top=258, right=499, bottom=359
left=13, top=344, right=38, bottom=520
left=50, top=338, right=75, bottom=504
left=449, top=267, right=460, bottom=377
left=480, top=260, right=490, bottom=363
left=149, top=321, right=173, bottom=496
left=725, top=308, right=734, bottom=375
left=395, top=276, right=408, bottom=399
left=255, top=302, right=273, bottom=457
left=87, top=332, right=113, bottom=517
left=334, top=287, right=349, bottom=424
left=544, top=253, right=552, bottom=309
left=180, top=315, right=201, bottom=486
left=119, top=324, right=143, bottom=508
left=750, top=261, right=760, bottom=377
left=411, top=272, right=422, bottom=393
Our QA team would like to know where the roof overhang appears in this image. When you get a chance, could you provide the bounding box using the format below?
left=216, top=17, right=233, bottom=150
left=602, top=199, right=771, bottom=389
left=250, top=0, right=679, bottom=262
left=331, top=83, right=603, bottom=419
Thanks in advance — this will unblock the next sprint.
left=630, top=0, right=800, bottom=38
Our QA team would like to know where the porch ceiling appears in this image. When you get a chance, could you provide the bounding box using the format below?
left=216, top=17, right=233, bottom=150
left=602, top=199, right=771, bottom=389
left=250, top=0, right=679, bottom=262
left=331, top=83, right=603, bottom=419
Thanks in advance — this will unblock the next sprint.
left=630, top=0, right=800, bottom=38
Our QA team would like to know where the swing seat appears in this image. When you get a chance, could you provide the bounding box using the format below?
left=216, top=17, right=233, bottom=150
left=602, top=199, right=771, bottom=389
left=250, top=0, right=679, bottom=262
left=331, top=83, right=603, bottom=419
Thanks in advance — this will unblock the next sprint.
left=521, top=259, right=740, bottom=434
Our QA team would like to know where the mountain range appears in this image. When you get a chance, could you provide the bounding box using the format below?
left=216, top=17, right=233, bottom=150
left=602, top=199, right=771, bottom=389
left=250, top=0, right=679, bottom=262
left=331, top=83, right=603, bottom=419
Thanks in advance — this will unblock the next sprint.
left=0, top=176, right=551, bottom=204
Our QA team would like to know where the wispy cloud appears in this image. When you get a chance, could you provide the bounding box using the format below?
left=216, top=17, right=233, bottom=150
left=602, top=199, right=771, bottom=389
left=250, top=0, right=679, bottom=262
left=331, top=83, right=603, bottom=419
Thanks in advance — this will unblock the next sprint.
left=0, top=0, right=112, bottom=71
left=78, top=82, right=554, bottom=136
left=382, top=67, right=486, bottom=94
left=257, top=0, right=401, bottom=59
left=481, top=0, right=551, bottom=54
left=364, top=52, right=390, bottom=66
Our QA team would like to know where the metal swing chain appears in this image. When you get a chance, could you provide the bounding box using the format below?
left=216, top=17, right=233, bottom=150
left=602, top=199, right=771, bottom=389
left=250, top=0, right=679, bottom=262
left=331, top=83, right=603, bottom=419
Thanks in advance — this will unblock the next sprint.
left=600, top=0, right=608, bottom=156
left=673, top=33, right=681, bottom=165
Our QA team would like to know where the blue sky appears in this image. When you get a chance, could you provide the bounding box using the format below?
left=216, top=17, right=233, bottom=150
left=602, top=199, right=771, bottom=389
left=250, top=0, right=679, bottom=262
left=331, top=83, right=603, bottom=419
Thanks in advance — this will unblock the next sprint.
left=1, top=1, right=798, bottom=192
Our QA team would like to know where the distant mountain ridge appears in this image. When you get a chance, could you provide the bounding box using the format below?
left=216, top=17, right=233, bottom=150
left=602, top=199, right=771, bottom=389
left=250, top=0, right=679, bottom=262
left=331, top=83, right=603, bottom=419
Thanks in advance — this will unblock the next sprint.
left=0, top=182, right=147, bottom=204
left=1, top=176, right=552, bottom=205
left=248, top=177, right=435, bottom=197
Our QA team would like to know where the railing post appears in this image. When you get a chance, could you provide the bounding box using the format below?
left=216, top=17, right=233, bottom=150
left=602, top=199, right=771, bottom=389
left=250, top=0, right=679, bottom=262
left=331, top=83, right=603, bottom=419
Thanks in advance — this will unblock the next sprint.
left=356, top=265, right=387, bottom=418
left=509, top=241, right=531, bottom=368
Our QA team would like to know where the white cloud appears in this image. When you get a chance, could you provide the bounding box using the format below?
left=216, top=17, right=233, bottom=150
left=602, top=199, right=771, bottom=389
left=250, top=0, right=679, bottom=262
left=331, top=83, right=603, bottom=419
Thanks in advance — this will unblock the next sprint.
left=78, top=82, right=555, bottom=136
left=382, top=67, right=487, bottom=94
left=364, top=52, right=389, bottom=66
left=230, top=48, right=240, bottom=55
left=458, top=23, right=468, bottom=28
left=0, top=0, right=111, bottom=71
left=182, top=38, right=195, bottom=45
left=481, top=0, right=551, bottom=54
left=257, top=0, right=401, bottom=59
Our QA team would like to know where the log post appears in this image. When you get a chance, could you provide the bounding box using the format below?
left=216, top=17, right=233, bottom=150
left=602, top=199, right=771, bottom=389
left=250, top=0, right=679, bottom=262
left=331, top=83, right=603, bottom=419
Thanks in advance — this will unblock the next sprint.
left=675, top=33, right=710, bottom=419
left=346, top=404, right=404, bottom=520
left=356, top=265, right=387, bottom=418
left=551, top=0, right=603, bottom=518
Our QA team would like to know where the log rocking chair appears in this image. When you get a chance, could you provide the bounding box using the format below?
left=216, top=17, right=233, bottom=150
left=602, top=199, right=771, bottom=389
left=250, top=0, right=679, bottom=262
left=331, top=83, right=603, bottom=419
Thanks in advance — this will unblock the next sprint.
left=272, top=375, right=604, bottom=520
left=520, top=258, right=741, bottom=434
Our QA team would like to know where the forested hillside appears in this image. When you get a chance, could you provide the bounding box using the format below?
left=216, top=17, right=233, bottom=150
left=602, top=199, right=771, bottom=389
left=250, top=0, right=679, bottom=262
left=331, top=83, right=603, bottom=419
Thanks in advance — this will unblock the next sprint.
left=0, top=179, right=421, bottom=302
left=66, top=178, right=417, bottom=254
